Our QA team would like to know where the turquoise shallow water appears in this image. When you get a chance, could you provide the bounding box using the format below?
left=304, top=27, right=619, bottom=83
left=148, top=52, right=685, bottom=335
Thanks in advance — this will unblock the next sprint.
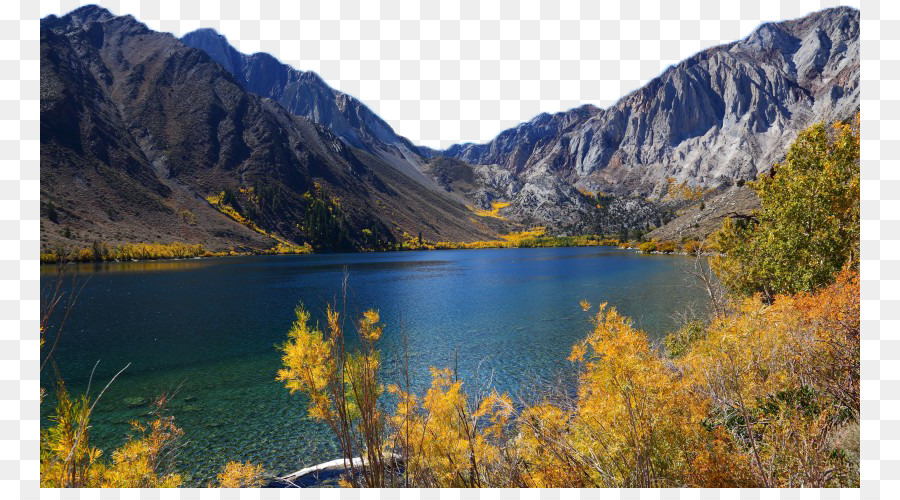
left=40, top=247, right=707, bottom=485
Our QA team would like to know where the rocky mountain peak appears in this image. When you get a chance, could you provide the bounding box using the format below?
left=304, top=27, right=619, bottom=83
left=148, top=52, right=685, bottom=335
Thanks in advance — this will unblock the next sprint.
left=41, top=5, right=859, bottom=245
left=438, top=6, right=858, bottom=201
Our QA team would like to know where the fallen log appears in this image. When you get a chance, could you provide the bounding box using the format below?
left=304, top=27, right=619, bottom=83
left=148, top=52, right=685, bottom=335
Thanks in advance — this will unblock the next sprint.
left=274, top=454, right=404, bottom=488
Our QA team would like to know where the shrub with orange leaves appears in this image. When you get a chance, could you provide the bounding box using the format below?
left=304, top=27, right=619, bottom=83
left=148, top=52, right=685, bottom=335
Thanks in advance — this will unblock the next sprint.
left=563, top=303, right=708, bottom=487
left=680, top=270, right=860, bottom=487
left=682, top=240, right=702, bottom=255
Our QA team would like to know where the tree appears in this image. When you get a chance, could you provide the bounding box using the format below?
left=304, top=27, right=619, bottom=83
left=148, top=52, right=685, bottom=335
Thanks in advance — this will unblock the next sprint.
left=711, top=117, right=859, bottom=299
left=517, top=301, right=715, bottom=488
left=277, top=302, right=389, bottom=487
left=47, top=200, right=59, bottom=223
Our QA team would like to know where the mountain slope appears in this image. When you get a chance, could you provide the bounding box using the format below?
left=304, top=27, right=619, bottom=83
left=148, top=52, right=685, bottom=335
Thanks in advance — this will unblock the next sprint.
left=180, top=29, right=443, bottom=195
left=40, top=6, right=503, bottom=253
left=431, top=6, right=859, bottom=225
left=41, top=5, right=860, bottom=250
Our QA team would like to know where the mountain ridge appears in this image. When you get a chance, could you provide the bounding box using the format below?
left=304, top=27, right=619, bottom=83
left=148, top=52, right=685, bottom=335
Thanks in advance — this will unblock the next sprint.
left=40, top=5, right=860, bottom=251
left=40, top=5, right=505, bottom=253
left=433, top=6, right=858, bottom=192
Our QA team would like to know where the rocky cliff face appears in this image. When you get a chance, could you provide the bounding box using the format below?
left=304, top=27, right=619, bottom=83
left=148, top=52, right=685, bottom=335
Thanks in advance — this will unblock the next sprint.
left=433, top=6, right=859, bottom=225
left=180, top=6, right=858, bottom=235
left=180, top=29, right=438, bottom=190
left=40, top=6, right=503, bottom=252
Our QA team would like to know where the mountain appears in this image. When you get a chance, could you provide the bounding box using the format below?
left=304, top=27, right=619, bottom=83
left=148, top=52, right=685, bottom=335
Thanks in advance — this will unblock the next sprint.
left=40, top=5, right=504, bottom=253
left=41, top=5, right=860, bottom=252
left=180, top=28, right=442, bottom=196
left=179, top=6, right=858, bottom=235
left=428, top=6, right=859, bottom=228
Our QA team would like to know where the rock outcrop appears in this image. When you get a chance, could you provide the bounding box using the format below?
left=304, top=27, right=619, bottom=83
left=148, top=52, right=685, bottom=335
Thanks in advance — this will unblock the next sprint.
left=431, top=6, right=859, bottom=228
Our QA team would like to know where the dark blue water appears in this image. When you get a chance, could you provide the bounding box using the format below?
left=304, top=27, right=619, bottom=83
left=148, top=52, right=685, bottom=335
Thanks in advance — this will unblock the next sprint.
left=40, top=247, right=707, bottom=485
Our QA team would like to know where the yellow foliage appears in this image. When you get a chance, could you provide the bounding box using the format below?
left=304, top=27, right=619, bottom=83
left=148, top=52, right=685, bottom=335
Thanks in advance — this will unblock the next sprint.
left=40, top=242, right=208, bottom=263
left=40, top=388, right=104, bottom=488
left=265, top=242, right=313, bottom=255
left=41, top=392, right=182, bottom=488
left=638, top=241, right=657, bottom=253
left=471, top=201, right=511, bottom=219
left=277, top=304, right=336, bottom=421
left=418, top=228, right=618, bottom=251
left=500, top=226, right=546, bottom=243
left=657, top=241, right=677, bottom=254
left=564, top=303, right=709, bottom=487
left=277, top=303, right=388, bottom=487
left=40, top=237, right=311, bottom=264
left=664, top=177, right=707, bottom=202
left=515, top=402, right=584, bottom=487
left=100, top=402, right=184, bottom=488
left=217, top=461, right=267, bottom=487
left=387, top=368, right=513, bottom=487
left=682, top=240, right=702, bottom=255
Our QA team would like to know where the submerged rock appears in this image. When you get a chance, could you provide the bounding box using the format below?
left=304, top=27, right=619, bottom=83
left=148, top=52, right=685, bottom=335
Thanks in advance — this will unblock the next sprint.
left=123, top=397, right=148, bottom=408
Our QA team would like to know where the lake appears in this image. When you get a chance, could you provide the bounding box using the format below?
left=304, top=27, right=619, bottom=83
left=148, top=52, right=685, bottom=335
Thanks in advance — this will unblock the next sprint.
left=40, top=247, right=708, bottom=485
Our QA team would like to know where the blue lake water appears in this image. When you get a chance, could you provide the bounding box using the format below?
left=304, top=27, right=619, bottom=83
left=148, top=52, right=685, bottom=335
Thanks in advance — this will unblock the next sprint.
left=40, top=247, right=708, bottom=485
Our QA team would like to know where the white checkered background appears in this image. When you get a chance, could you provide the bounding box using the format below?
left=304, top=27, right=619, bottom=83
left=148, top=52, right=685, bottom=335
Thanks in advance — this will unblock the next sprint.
left=6, top=0, right=889, bottom=498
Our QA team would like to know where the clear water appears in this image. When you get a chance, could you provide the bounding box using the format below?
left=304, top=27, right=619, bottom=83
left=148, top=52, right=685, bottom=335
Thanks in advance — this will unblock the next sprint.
left=40, top=247, right=708, bottom=485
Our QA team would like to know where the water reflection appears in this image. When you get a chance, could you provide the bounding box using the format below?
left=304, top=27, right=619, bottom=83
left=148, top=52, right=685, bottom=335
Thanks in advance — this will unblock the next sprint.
left=41, top=259, right=214, bottom=275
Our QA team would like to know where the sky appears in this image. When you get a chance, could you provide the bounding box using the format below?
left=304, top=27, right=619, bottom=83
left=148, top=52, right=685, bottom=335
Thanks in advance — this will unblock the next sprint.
left=38, top=0, right=862, bottom=149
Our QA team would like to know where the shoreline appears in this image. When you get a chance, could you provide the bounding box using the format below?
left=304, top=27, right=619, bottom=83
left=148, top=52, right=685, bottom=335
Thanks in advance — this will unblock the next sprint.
left=38, top=239, right=712, bottom=270
left=40, top=236, right=714, bottom=265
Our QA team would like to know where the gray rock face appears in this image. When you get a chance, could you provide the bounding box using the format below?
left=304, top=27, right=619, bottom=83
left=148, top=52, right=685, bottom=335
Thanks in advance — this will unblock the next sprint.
left=436, top=6, right=859, bottom=203
left=181, top=7, right=858, bottom=235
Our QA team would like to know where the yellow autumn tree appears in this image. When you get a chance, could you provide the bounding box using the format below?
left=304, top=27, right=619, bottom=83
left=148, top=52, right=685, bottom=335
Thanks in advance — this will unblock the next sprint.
left=277, top=303, right=390, bottom=487
left=386, top=368, right=514, bottom=487
left=551, top=303, right=709, bottom=486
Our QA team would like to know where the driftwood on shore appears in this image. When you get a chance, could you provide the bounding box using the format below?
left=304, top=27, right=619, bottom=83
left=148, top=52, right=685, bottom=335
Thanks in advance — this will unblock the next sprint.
left=277, top=454, right=404, bottom=487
